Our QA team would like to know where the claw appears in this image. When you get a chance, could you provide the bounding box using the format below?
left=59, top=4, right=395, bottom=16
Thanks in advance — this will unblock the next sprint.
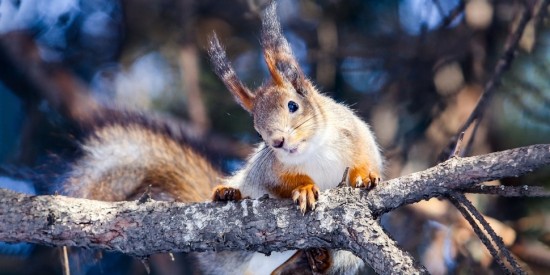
left=212, top=186, right=242, bottom=201
left=299, top=190, right=307, bottom=213
left=350, top=167, right=381, bottom=190
left=367, top=171, right=380, bottom=189
left=292, top=190, right=300, bottom=202
left=307, top=188, right=316, bottom=210
left=291, top=184, right=319, bottom=214
left=355, top=176, right=364, bottom=188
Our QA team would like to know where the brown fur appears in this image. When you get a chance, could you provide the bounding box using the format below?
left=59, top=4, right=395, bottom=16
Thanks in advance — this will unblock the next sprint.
left=59, top=111, right=221, bottom=275
left=63, top=118, right=218, bottom=203
left=271, top=248, right=332, bottom=275
left=271, top=250, right=314, bottom=275
left=306, top=248, right=332, bottom=273
left=205, top=1, right=383, bottom=274
left=212, top=186, right=243, bottom=201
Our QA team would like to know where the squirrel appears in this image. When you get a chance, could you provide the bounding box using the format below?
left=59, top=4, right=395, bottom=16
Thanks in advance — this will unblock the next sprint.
left=59, top=111, right=332, bottom=275
left=204, top=2, right=383, bottom=274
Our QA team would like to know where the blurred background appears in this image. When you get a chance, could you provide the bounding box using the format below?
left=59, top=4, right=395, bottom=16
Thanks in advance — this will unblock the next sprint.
left=0, top=0, right=549, bottom=274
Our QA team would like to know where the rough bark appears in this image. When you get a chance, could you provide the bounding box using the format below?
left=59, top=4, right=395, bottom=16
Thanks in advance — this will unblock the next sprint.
left=369, top=144, right=550, bottom=215
left=0, top=144, right=548, bottom=274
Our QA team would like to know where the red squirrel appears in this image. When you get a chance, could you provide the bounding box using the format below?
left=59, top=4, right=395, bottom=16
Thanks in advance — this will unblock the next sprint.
left=205, top=2, right=383, bottom=274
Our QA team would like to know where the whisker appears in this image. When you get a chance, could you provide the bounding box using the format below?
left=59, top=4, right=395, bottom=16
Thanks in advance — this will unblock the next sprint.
left=247, top=142, right=269, bottom=161
left=291, top=113, right=321, bottom=134
left=254, top=146, right=273, bottom=175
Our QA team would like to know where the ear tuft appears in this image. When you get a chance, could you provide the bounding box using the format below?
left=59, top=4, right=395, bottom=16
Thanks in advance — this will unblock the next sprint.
left=207, top=33, right=255, bottom=113
left=261, top=1, right=304, bottom=88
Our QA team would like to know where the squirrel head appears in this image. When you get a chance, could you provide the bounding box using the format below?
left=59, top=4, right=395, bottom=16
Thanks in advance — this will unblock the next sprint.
left=208, top=2, right=323, bottom=162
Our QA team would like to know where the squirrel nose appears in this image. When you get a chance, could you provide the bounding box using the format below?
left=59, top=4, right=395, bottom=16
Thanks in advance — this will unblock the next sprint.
left=272, top=137, right=285, bottom=148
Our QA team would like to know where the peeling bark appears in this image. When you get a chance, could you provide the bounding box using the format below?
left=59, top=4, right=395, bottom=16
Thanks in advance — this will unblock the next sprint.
left=0, top=144, right=548, bottom=274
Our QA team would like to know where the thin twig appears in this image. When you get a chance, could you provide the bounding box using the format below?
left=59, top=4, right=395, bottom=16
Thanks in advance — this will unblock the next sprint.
left=140, top=257, right=151, bottom=274
left=337, top=167, right=350, bottom=188
left=437, top=0, right=466, bottom=29
left=462, top=184, right=550, bottom=197
left=458, top=192, right=525, bottom=274
left=439, top=1, right=540, bottom=160
left=447, top=192, right=514, bottom=274
left=61, top=246, right=71, bottom=275
left=462, top=118, right=481, bottom=157
left=448, top=192, right=526, bottom=274
left=450, top=132, right=465, bottom=158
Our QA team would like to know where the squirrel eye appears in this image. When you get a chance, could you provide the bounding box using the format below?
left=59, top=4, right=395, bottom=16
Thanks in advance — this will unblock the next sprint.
left=288, top=101, right=299, bottom=113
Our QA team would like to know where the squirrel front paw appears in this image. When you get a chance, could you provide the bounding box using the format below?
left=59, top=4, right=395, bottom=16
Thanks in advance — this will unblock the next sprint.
left=291, top=184, right=319, bottom=213
left=349, top=167, right=380, bottom=189
left=212, top=186, right=242, bottom=201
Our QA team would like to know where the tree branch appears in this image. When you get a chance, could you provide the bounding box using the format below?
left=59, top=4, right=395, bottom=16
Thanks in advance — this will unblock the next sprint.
left=369, top=144, right=550, bottom=215
left=0, top=187, right=426, bottom=274
left=0, top=144, right=548, bottom=273
left=462, top=184, right=550, bottom=197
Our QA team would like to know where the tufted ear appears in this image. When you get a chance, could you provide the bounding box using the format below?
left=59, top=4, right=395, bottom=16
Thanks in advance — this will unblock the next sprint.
left=261, top=1, right=305, bottom=92
left=208, top=33, right=255, bottom=113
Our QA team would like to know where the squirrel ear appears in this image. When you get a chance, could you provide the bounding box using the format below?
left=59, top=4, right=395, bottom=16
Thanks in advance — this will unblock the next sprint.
left=208, top=33, right=255, bottom=112
left=261, top=1, right=304, bottom=90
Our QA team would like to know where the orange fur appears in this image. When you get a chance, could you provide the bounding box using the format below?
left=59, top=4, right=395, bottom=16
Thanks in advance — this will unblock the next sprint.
left=349, top=164, right=380, bottom=189
left=271, top=173, right=316, bottom=198
left=272, top=173, right=320, bottom=213
left=227, top=80, right=255, bottom=112
left=264, top=51, right=284, bottom=87
left=204, top=2, right=383, bottom=273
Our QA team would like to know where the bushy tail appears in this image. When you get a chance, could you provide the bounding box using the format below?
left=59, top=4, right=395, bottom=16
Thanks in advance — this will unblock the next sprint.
left=61, top=110, right=220, bottom=203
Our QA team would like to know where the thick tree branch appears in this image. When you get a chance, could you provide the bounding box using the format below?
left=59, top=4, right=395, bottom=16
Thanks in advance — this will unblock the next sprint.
left=0, top=144, right=548, bottom=273
left=0, top=187, right=426, bottom=274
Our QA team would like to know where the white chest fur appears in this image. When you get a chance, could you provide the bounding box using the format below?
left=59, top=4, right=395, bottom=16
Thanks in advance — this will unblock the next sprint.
left=293, top=144, right=348, bottom=191
left=274, top=124, right=351, bottom=191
